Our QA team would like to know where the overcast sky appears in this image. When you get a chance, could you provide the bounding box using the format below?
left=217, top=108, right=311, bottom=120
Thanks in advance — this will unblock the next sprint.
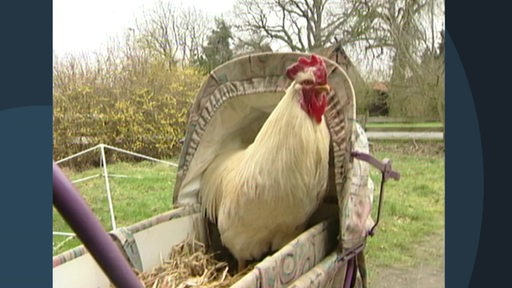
left=53, top=0, right=235, bottom=57
left=53, top=0, right=443, bottom=81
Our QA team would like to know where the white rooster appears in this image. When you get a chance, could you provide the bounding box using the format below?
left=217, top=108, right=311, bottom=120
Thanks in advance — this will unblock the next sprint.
left=201, top=54, right=331, bottom=271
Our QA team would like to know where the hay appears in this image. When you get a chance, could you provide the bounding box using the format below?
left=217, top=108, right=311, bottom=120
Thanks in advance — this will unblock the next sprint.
left=129, top=238, right=250, bottom=288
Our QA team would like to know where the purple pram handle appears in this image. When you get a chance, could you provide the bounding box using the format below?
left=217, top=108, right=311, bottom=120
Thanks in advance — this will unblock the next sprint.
left=53, top=162, right=143, bottom=288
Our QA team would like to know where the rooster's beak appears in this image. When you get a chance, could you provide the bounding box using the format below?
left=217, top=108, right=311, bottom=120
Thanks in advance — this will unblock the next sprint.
left=315, top=84, right=331, bottom=93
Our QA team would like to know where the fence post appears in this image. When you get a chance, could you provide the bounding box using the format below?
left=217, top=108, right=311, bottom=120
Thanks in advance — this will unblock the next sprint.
left=100, top=144, right=117, bottom=231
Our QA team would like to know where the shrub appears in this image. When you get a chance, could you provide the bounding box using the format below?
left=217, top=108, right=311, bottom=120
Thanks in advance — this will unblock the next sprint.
left=53, top=58, right=204, bottom=169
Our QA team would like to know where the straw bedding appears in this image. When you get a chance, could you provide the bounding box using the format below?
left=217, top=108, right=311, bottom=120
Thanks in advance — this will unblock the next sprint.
left=120, top=238, right=250, bottom=288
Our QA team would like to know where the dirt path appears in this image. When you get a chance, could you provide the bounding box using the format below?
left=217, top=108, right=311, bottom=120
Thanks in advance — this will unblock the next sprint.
left=370, top=229, right=445, bottom=288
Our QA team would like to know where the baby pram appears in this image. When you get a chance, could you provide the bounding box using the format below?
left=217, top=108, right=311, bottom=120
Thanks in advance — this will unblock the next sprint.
left=53, top=52, right=399, bottom=288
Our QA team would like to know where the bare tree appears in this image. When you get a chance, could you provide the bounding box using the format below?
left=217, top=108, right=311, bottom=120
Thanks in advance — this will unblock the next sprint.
left=231, top=0, right=444, bottom=120
left=134, top=0, right=211, bottom=68
left=356, top=0, right=444, bottom=80
left=360, top=0, right=445, bottom=119
left=233, top=33, right=273, bottom=56
left=233, top=0, right=373, bottom=52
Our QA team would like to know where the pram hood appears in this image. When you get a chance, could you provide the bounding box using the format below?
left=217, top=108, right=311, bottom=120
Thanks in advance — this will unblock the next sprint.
left=172, top=52, right=373, bottom=251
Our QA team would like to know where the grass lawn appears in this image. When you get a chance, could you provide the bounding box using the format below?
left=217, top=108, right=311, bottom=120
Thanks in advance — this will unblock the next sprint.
left=53, top=160, right=178, bottom=255
left=53, top=141, right=445, bottom=271
left=365, top=141, right=445, bottom=268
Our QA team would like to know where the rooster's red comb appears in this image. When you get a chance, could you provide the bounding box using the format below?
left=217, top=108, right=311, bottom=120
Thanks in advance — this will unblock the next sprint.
left=286, top=54, right=327, bottom=84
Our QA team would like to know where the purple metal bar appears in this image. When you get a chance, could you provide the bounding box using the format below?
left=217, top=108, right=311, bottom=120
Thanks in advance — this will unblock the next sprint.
left=351, top=151, right=400, bottom=181
left=343, top=258, right=356, bottom=288
left=350, top=151, right=401, bottom=236
left=53, top=162, right=143, bottom=288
